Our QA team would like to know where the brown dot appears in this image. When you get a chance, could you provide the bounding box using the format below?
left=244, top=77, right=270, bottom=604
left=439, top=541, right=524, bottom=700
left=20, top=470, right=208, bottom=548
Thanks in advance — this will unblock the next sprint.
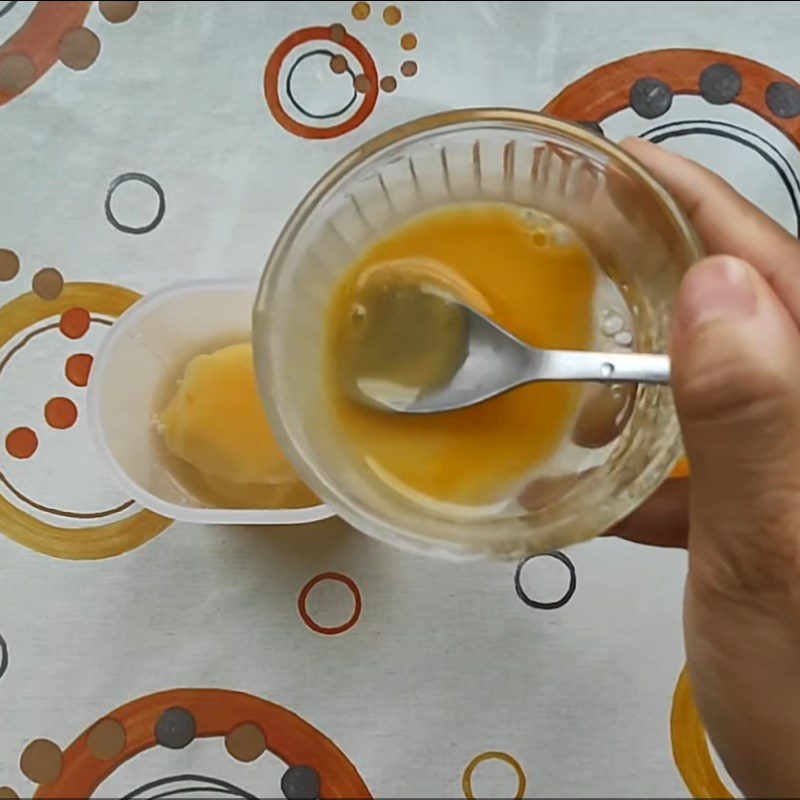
left=87, top=718, right=126, bottom=761
left=352, top=2, right=370, bottom=20
left=45, top=398, right=78, bottom=430
left=58, top=27, right=101, bottom=71
left=65, top=353, right=93, bottom=388
left=329, top=23, right=346, bottom=43
left=98, top=0, right=139, bottom=23
left=0, top=54, right=35, bottom=95
left=354, top=74, right=371, bottom=94
left=20, top=739, right=62, bottom=785
left=0, top=788, right=19, bottom=799
left=225, top=723, right=266, bottom=763
left=5, top=428, right=37, bottom=459
left=400, top=60, right=418, bottom=78
left=383, top=5, right=401, bottom=25
left=0, top=249, right=19, bottom=282
left=31, top=268, right=64, bottom=301
left=400, top=32, right=417, bottom=50
left=380, top=75, right=397, bottom=93
left=329, top=54, right=348, bottom=75
left=59, top=307, right=91, bottom=339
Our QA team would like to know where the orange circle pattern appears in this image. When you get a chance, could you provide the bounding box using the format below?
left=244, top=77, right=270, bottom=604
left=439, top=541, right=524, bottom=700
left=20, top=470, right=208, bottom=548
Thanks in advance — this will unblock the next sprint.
left=37, top=688, right=371, bottom=799
left=543, top=48, right=800, bottom=149
left=264, top=26, right=379, bottom=139
left=298, top=572, right=362, bottom=635
left=0, top=2, right=92, bottom=108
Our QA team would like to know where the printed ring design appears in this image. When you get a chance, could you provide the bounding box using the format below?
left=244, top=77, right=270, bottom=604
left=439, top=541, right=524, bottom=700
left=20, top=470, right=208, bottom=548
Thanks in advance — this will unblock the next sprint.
left=543, top=48, right=800, bottom=149
left=105, top=173, right=166, bottom=235
left=33, top=688, right=371, bottom=798
left=285, top=48, right=357, bottom=120
left=671, top=665, right=732, bottom=798
left=298, top=572, right=362, bottom=635
left=0, top=2, right=92, bottom=108
left=0, top=283, right=172, bottom=559
left=264, top=25, right=379, bottom=139
left=462, top=751, right=526, bottom=800
left=514, top=551, right=577, bottom=610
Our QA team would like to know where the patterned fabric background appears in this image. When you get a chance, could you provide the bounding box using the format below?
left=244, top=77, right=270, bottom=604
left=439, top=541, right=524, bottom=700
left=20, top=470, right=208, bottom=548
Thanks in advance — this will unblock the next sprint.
left=2, top=1, right=799, bottom=797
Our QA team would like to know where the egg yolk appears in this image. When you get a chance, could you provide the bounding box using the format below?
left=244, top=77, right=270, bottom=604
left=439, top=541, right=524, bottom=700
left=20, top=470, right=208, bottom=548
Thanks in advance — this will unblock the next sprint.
left=326, top=203, right=597, bottom=507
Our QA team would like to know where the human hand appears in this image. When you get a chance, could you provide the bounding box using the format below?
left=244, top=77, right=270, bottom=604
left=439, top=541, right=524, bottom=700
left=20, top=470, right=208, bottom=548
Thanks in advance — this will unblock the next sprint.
left=613, top=138, right=800, bottom=798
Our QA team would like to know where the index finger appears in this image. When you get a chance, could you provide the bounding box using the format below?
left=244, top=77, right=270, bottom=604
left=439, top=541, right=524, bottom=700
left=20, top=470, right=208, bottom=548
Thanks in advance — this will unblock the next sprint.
left=622, top=138, right=800, bottom=326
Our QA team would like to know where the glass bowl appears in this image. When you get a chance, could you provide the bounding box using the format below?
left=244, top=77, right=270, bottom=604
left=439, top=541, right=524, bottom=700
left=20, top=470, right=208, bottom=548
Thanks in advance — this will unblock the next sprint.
left=253, top=108, right=702, bottom=560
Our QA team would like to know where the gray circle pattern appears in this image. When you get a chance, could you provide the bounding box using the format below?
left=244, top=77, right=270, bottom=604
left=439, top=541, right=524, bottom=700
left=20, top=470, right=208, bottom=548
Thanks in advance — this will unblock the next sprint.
left=105, top=172, right=166, bottom=235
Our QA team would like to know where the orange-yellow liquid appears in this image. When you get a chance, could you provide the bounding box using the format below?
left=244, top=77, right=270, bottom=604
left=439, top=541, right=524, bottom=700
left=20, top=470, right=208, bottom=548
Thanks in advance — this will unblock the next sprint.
left=327, top=204, right=597, bottom=506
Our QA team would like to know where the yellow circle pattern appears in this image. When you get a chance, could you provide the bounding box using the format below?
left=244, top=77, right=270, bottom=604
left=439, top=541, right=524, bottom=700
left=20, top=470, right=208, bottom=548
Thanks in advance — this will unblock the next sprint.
left=671, top=665, right=733, bottom=798
left=0, top=283, right=172, bottom=559
left=462, top=751, right=527, bottom=799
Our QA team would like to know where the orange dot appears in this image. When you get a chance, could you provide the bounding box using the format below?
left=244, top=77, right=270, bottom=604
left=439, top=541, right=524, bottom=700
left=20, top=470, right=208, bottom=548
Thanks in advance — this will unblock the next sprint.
left=383, top=5, right=401, bottom=24
left=5, top=427, right=37, bottom=459
left=59, top=307, right=90, bottom=339
left=352, top=1, right=370, bottom=20
left=45, top=398, right=78, bottom=430
left=380, top=75, right=397, bottom=93
left=65, top=353, right=93, bottom=387
left=400, top=32, right=417, bottom=50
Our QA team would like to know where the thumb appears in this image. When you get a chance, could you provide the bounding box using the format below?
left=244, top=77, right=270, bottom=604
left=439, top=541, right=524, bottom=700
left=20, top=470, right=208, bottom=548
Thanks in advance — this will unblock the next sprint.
left=672, top=255, right=800, bottom=594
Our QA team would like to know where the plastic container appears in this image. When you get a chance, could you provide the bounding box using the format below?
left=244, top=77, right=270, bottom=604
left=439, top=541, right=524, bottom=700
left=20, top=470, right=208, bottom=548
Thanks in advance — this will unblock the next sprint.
left=88, top=280, right=332, bottom=525
left=254, top=108, right=703, bottom=559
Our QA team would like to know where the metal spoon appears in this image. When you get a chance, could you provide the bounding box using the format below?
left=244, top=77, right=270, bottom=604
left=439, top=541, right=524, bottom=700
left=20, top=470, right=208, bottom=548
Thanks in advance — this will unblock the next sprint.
left=357, top=303, right=670, bottom=414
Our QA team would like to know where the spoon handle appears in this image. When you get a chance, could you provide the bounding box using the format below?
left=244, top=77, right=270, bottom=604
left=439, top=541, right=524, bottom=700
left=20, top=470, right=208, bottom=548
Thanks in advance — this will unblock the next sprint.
left=534, top=349, right=671, bottom=385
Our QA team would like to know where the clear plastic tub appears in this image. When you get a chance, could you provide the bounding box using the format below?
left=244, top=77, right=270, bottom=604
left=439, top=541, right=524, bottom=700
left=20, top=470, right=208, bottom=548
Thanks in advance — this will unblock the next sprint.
left=88, top=280, right=332, bottom=525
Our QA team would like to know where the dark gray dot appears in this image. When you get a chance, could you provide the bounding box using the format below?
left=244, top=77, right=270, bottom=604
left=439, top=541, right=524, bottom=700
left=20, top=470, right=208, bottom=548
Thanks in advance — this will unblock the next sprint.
left=578, top=120, right=604, bottom=136
left=629, top=77, right=673, bottom=119
left=766, top=81, right=800, bottom=118
left=699, top=63, right=742, bottom=105
left=281, top=765, right=320, bottom=799
left=154, top=707, right=196, bottom=749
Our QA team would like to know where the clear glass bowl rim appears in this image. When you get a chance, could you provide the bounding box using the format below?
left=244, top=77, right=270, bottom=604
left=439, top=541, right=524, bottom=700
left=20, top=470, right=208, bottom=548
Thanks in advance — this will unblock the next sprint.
left=254, top=107, right=703, bottom=560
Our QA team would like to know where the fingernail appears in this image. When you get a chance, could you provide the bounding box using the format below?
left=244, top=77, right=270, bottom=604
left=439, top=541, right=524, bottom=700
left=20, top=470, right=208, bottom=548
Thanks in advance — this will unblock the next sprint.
left=676, top=256, right=758, bottom=330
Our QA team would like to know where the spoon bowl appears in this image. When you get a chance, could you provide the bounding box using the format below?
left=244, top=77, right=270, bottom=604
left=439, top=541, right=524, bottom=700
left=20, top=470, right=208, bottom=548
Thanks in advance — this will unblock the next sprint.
left=356, top=302, right=671, bottom=414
